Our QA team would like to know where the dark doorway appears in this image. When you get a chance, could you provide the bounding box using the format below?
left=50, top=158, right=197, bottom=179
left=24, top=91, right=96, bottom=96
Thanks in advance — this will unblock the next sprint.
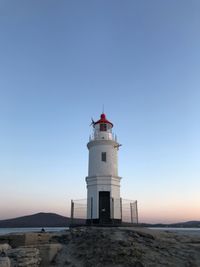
left=99, top=191, right=110, bottom=224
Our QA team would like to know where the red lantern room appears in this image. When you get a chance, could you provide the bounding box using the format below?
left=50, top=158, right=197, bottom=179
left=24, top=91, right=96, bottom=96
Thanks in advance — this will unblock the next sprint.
left=91, top=113, right=115, bottom=141
left=94, top=113, right=113, bottom=131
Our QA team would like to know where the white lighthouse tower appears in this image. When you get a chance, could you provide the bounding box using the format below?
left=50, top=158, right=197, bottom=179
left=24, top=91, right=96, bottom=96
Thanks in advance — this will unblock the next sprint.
left=86, top=113, right=122, bottom=224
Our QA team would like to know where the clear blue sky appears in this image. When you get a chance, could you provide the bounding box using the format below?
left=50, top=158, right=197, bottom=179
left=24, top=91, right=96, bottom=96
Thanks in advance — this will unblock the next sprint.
left=0, top=0, right=200, bottom=223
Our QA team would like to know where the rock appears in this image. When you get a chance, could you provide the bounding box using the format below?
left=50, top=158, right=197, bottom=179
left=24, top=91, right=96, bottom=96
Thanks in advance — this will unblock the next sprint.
left=52, top=227, right=200, bottom=266
left=0, top=245, right=11, bottom=253
left=7, top=247, right=41, bottom=267
left=0, top=257, right=10, bottom=267
left=36, top=243, right=62, bottom=266
left=1, top=227, right=200, bottom=267
left=134, top=261, right=144, bottom=267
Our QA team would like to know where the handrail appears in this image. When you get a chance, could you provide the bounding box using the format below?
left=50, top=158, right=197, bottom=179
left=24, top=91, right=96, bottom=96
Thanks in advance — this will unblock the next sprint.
left=89, top=133, right=117, bottom=142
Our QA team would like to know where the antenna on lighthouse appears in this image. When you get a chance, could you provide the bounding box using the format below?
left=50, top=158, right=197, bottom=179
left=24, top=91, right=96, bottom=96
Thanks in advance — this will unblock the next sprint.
left=102, top=104, right=104, bottom=113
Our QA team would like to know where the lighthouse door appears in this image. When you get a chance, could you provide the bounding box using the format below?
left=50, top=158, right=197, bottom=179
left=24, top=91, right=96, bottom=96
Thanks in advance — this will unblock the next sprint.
left=99, top=191, right=110, bottom=224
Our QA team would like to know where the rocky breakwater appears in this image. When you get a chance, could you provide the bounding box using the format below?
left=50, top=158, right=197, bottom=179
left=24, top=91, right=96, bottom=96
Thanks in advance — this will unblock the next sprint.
left=52, top=227, right=200, bottom=267
left=0, top=227, right=200, bottom=266
left=0, top=232, right=62, bottom=267
left=0, top=243, right=41, bottom=267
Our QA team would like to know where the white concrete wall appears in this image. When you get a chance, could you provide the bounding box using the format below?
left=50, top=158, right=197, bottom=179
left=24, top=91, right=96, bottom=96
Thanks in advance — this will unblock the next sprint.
left=86, top=176, right=121, bottom=219
left=88, top=140, right=118, bottom=177
left=87, top=185, right=98, bottom=219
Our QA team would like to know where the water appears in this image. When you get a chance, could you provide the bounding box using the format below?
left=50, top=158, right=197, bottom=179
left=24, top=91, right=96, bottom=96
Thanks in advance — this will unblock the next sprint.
left=149, top=227, right=200, bottom=236
left=0, top=227, right=68, bottom=235
left=1, top=227, right=200, bottom=236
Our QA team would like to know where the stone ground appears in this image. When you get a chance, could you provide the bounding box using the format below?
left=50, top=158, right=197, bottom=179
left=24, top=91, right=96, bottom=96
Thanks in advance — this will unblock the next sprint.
left=51, top=227, right=200, bottom=267
left=1, top=227, right=200, bottom=267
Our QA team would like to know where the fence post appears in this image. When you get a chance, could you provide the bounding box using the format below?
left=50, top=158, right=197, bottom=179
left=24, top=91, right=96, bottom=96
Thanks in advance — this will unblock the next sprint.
left=71, top=200, right=74, bottom=225
left=135, top=201, right=139, bottom=224
left=130, top=202, right=134, bottom=224
left=111, top=198, right=114, bottom=223
left=90, top=197, right=93, bottom=225
left=120, top=198, right=122, bottom=222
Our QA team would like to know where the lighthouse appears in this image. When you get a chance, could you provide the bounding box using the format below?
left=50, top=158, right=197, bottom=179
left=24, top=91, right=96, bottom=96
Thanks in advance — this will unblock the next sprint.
left=86, top=113, right=122, bottom=224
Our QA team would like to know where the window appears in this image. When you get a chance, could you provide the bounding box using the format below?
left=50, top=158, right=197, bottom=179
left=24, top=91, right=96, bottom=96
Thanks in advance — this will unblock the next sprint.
left=100, top=123, right=107, bottom=131
left=102, top=152, right=106, bottom=162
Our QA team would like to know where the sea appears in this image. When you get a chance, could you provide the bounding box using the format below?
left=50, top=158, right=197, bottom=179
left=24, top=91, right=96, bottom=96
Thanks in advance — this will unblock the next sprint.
left=0, top=227, right=200, bottom=236
left=149, top=227, right=200, bottom=236
left=0, top=227, right=68, bottom=235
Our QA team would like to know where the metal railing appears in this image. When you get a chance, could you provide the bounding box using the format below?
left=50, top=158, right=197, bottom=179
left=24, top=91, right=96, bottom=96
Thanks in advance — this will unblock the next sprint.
left=70, top=198, right=138, bottom=225
left=89, top=132, right=117, bottom=142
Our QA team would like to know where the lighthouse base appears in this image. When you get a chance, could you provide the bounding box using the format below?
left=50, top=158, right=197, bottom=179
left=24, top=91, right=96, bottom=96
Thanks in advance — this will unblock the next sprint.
left=86, top=218, right=122, bottom=226
left=86, top=176, right=122, bottom=223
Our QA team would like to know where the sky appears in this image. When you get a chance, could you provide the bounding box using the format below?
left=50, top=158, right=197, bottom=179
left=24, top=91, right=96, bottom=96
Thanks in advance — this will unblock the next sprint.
left=0, top=0, right=200, bottom=223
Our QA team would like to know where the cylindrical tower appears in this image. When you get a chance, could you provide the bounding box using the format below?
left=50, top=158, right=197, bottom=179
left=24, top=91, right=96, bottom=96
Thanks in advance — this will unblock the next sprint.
left=85, top=113, right=122, bottom=224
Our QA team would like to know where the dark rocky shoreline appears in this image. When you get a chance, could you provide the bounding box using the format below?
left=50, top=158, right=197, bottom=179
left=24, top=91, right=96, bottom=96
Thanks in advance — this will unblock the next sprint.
left=1, top=227, right=200, bottom=266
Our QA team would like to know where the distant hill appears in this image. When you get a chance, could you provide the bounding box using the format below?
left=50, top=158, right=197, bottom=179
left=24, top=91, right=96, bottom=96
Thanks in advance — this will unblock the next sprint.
left=0, top=212, right=85, bottom=228
left=139, top=221, right=200, bottom=228
left=0, top=213, right=199, bottom=228
left=168, top=221, right=200, bottom=228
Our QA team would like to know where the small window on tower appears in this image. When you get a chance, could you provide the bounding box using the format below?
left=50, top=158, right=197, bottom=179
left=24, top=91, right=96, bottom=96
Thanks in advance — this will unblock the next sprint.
left=100, top=123, right=107, bottom=131
left=102, top=152, right=106, bottom=162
